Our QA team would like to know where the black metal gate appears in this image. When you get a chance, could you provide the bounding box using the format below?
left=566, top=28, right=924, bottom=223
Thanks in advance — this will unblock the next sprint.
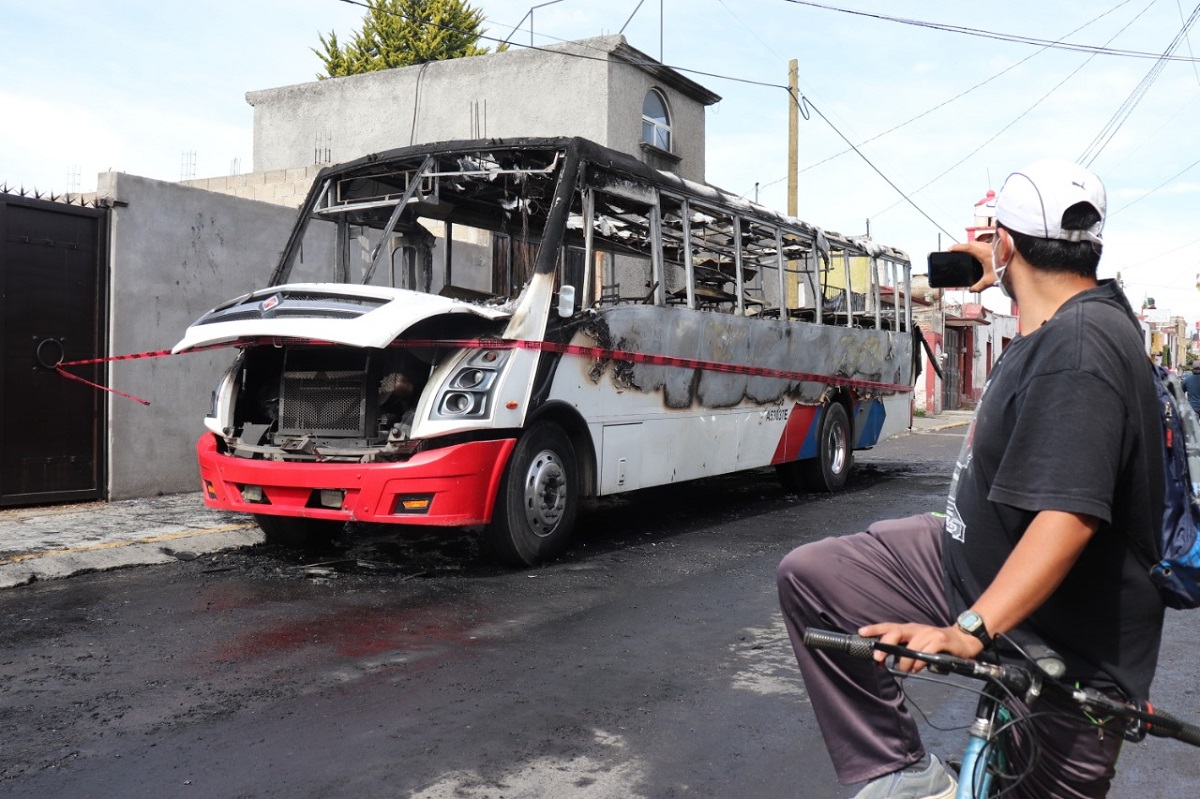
left=0, top=194, right=108, bottom=506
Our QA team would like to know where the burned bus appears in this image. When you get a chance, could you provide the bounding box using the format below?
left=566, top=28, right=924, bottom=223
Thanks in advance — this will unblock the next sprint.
left=173, top=137, right=916, bottom=565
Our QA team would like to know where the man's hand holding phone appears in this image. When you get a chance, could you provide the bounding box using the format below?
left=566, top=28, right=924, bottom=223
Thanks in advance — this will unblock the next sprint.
left=948, top=239, right=995, bottom=293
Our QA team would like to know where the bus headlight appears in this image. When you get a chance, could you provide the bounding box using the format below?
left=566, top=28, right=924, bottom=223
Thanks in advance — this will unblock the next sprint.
left=432, top=349, right=509, bottom=420
left=441, top=392, right=477, bottom=415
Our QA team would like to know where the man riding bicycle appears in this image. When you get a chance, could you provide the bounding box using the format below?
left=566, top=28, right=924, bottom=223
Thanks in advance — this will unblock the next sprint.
left=777, top=160, right=1165, bottom=798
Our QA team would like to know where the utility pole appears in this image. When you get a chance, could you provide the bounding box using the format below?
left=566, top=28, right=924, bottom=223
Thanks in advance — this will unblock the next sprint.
left=787, top=60, right=799, bottom=307
left=787, top=59, right=798, bottom=218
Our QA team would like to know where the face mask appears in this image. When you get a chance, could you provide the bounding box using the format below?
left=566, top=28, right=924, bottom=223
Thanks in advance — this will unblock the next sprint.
left=991, top=235, right=1011, bottom=299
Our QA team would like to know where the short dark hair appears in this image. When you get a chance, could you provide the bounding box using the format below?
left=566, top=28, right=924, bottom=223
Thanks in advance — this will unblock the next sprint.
left=1000, top=202, right=1103, bottom=277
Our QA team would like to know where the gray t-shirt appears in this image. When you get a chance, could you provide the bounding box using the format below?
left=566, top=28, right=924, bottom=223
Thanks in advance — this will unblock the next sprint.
left=942, top=280, right=1164, bottom=698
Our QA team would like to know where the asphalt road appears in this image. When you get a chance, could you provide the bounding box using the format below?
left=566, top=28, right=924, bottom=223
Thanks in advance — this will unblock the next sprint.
left=1, top=427, right=1197, bottom=798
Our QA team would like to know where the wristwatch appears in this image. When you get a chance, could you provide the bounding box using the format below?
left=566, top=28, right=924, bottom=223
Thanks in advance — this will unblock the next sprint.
left=956, top=609, right=993, bottom=650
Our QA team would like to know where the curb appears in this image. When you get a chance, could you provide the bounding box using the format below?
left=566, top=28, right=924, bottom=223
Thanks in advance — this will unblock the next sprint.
left=916, top=420, right=972, bottom=433
left=0, top=523, right=263, bottom=589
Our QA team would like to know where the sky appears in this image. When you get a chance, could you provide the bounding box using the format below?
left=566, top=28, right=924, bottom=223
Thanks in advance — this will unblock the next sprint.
left=4, top=0, right=1200, bottom=327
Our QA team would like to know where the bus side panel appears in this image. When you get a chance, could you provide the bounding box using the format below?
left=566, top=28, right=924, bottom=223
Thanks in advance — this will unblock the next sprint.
left=547, top=306, right=912, bottom=496
left=871, top=394, right=913, bottom=446
left=599, top=422, right=643, bottom=493
left=639, top=414, right=739, bottom=486
left=852, top=398, right=887, bottom=448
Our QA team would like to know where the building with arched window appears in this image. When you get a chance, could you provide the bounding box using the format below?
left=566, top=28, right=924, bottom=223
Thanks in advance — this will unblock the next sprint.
left=243, top=35, right=720, bottom=186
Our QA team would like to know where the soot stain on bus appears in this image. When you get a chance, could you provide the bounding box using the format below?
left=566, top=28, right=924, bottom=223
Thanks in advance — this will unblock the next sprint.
left=173, top=137, right=917, bottom=566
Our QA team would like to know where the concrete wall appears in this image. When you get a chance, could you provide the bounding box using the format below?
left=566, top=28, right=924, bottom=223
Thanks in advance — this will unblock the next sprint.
left=248, top=36, right=714, bottom=184
left=98, top=173, right=300, bottom=499
left=605, top=58, right=707, bottom=183
left=181, top=164, right=324, bottom=209
left=969, top=313, right=1018, bottom=399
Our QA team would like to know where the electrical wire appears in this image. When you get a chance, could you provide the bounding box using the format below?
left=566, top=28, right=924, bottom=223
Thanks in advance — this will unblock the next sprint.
left=328, top=0, right=1198, bottom=256
left=1099, top=90, right=1200, bottom=176
left=1111, top=154, right=1200, bottom=214
left=1079, top=3, right=1200, bottom=167
left=768, top=0, right=1149, bottom=212
left=331, top=0, right=958, bottom=241
left=739, top=0, right=1142, bottom=202
left=332, top=0, right=782, bottom=90
left=1111, top=233, right=1200, bottom=269
left=1180, top=0, right=1200, bottom=85
left=795, top=93, right=959, bottom=241
left=780, top=0, right=1200, bottom=63
left=870, top=2, right=1155, bottom=220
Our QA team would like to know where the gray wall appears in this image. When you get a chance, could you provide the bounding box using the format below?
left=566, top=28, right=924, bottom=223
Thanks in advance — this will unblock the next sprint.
left=249, top=36, right=714, bottom=183
left=98, top=173, right=299, bottom=499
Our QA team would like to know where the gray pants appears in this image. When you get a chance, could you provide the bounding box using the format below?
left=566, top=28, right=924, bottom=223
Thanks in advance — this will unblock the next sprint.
left=776, top=513, right=1122, bottom=798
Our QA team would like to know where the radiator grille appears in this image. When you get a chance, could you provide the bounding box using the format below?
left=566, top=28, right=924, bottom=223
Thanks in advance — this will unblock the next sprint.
left=279, top=370, right=367, bottom=436
left=277, top=349, right=376, bottom=437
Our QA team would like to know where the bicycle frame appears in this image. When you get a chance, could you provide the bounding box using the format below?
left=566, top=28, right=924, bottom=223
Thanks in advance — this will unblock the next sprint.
left=801, top=627, right=1200, bottom=798
left=957, top=684, right=1012, bottom=798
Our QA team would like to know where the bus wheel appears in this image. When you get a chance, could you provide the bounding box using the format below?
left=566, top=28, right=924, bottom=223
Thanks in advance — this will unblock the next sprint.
left=484, top=422, right=579, bottom=567
left=798, top=403, right=853, bottom=493
left=254, top=515, right=342, bottom=548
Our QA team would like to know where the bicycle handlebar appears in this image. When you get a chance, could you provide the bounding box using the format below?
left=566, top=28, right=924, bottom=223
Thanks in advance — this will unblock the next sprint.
left=802, top=629, right=1200, bottom=748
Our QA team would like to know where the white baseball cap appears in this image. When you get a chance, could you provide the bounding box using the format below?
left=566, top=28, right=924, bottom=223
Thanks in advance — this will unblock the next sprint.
left=995, top=160, right=1106, bottom=245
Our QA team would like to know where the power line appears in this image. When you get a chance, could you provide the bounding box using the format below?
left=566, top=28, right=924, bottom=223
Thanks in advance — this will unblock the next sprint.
left=1180, top=0, right=1200, bottom=85
left=331, top=0, right=957, bottom=240
left=870, top=1, right=1154, bottom=220
left=792, top=93, right=958, bottom=241
left=780, top=0, right=1200, bottom=63
left=1079, top=3, right=1200, bottom=167
left=1110, top=154, right=1200, bottom=215
left=754, top=0, right=1147, bottom=201
left=1101, top=90, right=1200, bottom=176
left=333, top=0, right=782, bottom=90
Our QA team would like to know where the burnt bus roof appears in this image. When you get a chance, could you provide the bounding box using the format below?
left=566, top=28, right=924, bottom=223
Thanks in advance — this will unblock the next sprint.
left=300, top=136, right=909, bottom=264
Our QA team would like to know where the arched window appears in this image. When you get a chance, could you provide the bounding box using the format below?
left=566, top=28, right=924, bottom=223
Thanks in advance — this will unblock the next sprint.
left=641, top=89, right=671, bottom=152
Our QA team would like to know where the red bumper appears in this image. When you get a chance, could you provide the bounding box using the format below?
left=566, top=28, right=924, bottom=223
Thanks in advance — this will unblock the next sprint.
left=196, top=433, right=516, bottom=526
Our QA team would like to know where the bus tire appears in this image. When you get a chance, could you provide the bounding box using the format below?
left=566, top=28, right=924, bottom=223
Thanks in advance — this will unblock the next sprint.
left=798, top=402, right=853, bottom=493
left=484, top=422, right=579, bottom=567
left=254, top=514, right=342, bottom=548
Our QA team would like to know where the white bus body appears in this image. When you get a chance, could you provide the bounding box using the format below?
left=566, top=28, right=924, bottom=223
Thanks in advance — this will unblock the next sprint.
left=174, top=138, right=916, bottom=565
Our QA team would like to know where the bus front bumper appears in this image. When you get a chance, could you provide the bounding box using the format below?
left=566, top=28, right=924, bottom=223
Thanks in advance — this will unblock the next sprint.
left=196, top=433, right=517, bottom=526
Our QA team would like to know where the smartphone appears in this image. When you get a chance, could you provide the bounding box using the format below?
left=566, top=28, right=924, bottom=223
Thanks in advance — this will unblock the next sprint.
left=927, top=251, right=984, bottom=288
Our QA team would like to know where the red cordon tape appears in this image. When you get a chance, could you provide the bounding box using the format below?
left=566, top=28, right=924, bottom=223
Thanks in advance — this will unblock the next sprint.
left=54, top=342, right=240, bottom=405
left=54, top=337, right=912, bottom=405
left=54, top=367, right=153, bottom=406
left=398, top=338, right=912, bottom=394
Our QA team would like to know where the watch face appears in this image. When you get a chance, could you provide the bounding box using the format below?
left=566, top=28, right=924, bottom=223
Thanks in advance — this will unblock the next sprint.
left=959, top=610, right=983, bottom=632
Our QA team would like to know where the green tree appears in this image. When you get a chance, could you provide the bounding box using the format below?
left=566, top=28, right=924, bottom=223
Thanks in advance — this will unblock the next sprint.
left=315, top=0, right=499, bottom=79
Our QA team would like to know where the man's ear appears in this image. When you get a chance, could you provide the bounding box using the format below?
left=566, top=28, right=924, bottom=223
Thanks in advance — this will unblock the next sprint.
left=995, top=229, right=1014, bottom=265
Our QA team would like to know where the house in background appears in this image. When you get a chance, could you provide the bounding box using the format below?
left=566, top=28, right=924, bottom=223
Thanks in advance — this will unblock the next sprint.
left=184, top=35, right=719, bottom=207
left=913, top=190, right=1018, bottom=415
left=1142, top=308, right=1188, bottom=370
left=0, top=35, right=720, bottom=506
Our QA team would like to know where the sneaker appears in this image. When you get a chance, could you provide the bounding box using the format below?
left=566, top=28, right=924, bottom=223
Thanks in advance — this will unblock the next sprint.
left=851, top=754, right=957, bottom=799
